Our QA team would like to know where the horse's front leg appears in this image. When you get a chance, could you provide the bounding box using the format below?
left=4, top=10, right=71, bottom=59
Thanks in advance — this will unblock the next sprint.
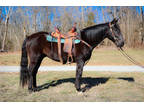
left=75, top=60, right=85, bottom=92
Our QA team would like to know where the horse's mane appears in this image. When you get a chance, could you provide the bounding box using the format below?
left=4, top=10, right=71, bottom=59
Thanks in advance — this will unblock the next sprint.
left=81, top=22, right=109, bottom=31
left=80, top=22, right=109, bottom=43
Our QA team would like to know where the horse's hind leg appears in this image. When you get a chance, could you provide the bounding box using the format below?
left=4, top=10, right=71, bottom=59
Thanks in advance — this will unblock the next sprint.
left=28, top=54, right=45, bottom=92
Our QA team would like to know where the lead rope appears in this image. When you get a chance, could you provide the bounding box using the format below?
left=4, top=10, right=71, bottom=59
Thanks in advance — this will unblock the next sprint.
left=118, top=48, right=144, bottom=89
left=118, top=47, right=144, bottom=68
left=109, top=22, right=144, bottom=68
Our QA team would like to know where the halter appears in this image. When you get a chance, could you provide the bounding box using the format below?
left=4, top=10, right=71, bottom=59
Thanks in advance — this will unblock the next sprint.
left=109, top=22, right=114, bottom=36
left=109, top=22, right=117, bottom=41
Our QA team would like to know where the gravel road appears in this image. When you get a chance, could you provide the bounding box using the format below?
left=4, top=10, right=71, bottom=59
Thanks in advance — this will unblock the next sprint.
left=0, top=66, right=144, bottom=72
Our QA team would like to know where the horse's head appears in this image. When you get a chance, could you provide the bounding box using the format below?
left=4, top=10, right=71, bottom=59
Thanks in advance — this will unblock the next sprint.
left=107, top=18, right=124, bottom=48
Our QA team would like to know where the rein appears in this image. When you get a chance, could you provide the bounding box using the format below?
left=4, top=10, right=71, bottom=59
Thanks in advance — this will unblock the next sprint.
left=118, top=47, right=144, bottom=68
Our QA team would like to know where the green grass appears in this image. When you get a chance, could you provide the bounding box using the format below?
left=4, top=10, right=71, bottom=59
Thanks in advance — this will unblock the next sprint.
left=0, top=71, right=144, bottom=102
left=0, top=47, right=144, bottom=66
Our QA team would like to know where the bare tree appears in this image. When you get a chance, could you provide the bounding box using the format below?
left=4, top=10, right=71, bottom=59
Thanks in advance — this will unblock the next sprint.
left=81, top=6, right=85, bottom=28
left=139, top=6, right=144, bottom=45
left=86, top=12, right=95, bottom=27
left=1, top=7, right=13, bottom=51
left=31, top=7, right=40, bottom=32
left=0, top=6, right=143, bottom=51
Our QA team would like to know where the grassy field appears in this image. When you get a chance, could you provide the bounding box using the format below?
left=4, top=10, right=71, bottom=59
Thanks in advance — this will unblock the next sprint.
left=0, top=71, right=144, bottom=102
left=0, top=47, right=144, bottom=66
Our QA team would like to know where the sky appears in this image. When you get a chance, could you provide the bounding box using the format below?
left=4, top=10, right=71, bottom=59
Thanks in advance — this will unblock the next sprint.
left=0, top=6, right=144, bottom=25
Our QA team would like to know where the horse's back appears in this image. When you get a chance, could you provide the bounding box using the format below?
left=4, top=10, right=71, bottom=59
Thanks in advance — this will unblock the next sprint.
left=27, top=31, right=49, bottom=40
left=26, top=31, right=50, bottom=52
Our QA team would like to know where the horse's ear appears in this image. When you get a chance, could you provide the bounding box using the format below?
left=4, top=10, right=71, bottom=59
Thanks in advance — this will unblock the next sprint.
left=111, top=17, right=119, bottom=24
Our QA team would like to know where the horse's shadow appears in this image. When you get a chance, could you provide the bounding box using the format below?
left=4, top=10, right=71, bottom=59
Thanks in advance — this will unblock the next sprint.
left=36, top=77, right=134, bottom=92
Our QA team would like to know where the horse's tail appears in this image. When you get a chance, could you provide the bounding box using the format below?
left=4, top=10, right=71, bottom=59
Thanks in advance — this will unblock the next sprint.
left=20, top=37, right=29, bottom=87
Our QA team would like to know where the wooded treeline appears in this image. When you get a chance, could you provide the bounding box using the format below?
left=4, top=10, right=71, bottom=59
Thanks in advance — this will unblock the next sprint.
left=0, top=6, right=144, bottom=51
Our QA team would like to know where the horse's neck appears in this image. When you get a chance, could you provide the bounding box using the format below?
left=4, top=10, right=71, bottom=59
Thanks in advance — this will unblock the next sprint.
left=81, top=25, right=108, bottom=48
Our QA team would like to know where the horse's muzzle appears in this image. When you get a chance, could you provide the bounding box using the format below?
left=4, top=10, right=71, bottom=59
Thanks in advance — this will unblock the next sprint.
left=116, top=40, right=124, bottom=48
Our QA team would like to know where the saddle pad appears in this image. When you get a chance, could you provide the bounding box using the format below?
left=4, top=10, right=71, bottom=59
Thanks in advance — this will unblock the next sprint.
left=46, top=35, right=80, bottom=44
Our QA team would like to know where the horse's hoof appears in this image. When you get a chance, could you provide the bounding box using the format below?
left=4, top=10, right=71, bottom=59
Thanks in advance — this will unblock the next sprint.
left=66, top=61, right=71, bottom=64
left=78, top=91, right=83, bottom=95
left=76, top=88, right=81, bottom=92
left=28, top=89, right=33, bottom=93
left=81, top=88, right=87, bottom=92
left=28, top=87, right=38, bottom=93
left=32, top=88, right=39, bottom=92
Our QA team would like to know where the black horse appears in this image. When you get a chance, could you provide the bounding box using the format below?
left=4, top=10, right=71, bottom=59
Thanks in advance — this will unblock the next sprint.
left=20, top=18, right=124, bottom=92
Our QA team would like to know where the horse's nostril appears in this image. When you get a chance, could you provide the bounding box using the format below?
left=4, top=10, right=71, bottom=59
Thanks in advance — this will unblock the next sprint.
left=122, top=41, right=124, bottom=46
left=120, top=41, right=124, bottom=47
left=116, top=40, right=124, bottom=48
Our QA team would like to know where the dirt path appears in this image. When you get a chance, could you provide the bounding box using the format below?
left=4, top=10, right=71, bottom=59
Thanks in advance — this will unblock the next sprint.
left=0, top=66, right=144, bottom=72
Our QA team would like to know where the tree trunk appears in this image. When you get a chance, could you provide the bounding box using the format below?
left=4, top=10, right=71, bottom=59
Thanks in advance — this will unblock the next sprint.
left=81, top=6, right=84, bottom=28
left=23, top=26, right=26, bottom=38
left=140, top=6, right=144, bottom=45
left=102, top=7, right=106, bottom=23
left=1, top=7, right=12, bottom=51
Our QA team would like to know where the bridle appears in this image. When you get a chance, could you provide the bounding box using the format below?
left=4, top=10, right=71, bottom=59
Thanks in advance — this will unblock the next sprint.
left=109, top=22, right=116, bottom=40
left=109, top=22, right=118, bottom=41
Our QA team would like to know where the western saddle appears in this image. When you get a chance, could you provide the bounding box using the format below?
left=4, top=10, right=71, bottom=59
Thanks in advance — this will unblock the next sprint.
left=51, top=23, right=78, bottom=64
